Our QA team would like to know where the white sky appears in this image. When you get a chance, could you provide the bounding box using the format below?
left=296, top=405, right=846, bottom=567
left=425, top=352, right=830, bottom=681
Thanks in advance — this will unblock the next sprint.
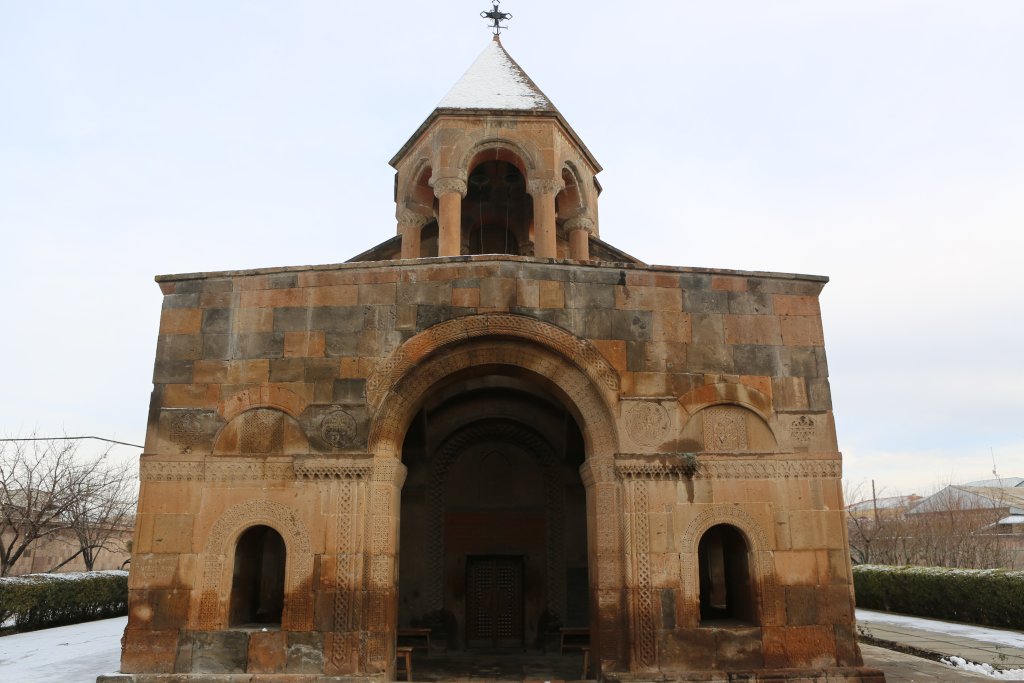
left=1, top=1, right=1021, bottom=497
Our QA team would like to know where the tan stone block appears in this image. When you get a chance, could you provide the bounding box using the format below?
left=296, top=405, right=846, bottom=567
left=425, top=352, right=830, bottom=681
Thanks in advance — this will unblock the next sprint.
left=591, top=339, right=628, bottom=377
left=194, top=360, right=228, bottom=384
left=780, top=625, right=837, bottom=668
left=169, top=384, right=221, bottom=409
left=711, top=275, right=748, bottom=292
left=780, top=315, right=825, bottom=347
left=302, top=284, right=356, bottom=306
left=451, top=286, right=480, bottom=308
left=631, top=372, right=669, bottom=396
left=284, top=331, right=326, bottom=358
left=159, top=308, right=201, bottom=335
left=739, top=375, right=772, bottom=401
left=339, top=356, right=374, bottom=379
left=724, top=314, right=782, bottom=345
left=199, top=291, right=233, bottom=308
left=248, top=631, right=287, bottom=673
left=774, top=550, right=819, bottom=586
left=614, top=285, right=682, bottom=312
left=538, top=280, right=565, bottom=308
left=121, top=628, right=179, bottom=673
left=357, top=283, right=396, bottom=304
left=151, top=513, right=193, bottom=554
left=516, top=279, right=539, bottom=307
left=772, top=377, right=809, bottom=411
left=296, top=270, right=353, bottom=287
left=225, top=359, right=270, bottom=384
left=652, top=311, right=691, bottom=342
left=232, top=307, right=274, bottom=333
left=134, top=512, right=155, bottom=552
left=773, top=294, right=820, bottom=317
left=239, top=288, right=309, bottom=308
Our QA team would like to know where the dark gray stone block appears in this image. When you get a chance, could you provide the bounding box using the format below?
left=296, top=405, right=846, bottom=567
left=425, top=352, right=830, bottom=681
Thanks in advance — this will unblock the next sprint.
left=190, top=630, right=248, bottom=674
left=685, top=344, right=734, bottom=373
left=732, top=344, right=779, bottom=376
left=684, top=289, right=728, bottom=314
left=286, top=632, right=325, bottom=674
left=153, top=360, right=193, bottom=384
left=610, top=310, right=652, bottom=341
left=333, top=379, right=366, bottom=403
left=161, top=293, right=200, bottom=309
left=201, top=308, right=231, bottom=334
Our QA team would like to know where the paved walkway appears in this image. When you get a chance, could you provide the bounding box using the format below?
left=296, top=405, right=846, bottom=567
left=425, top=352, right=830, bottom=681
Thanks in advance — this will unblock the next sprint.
left=856, top=608, right=1024, bottom=681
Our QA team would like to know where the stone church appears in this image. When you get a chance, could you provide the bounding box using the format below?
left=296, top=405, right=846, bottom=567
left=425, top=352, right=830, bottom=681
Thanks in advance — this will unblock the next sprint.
left=105, top=29, right=884, bottom=683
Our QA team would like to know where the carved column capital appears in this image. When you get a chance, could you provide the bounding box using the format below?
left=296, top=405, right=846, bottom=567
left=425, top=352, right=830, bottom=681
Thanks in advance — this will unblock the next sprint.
left=431, top=177, right=468, bottom=199
left=564, top=214, right=595, bottom=235
left=397, top=208, right=432, bottom=228
left=528, top=178, right=565, bottom=196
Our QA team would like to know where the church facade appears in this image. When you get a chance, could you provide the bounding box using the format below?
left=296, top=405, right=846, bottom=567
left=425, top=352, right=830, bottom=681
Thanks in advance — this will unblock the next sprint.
left=106, top=36, right=884, bottom=683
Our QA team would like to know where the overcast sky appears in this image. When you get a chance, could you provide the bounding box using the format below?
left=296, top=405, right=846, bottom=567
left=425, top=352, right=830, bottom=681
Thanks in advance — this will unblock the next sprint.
left=1, top=1, right=1021, bottom=498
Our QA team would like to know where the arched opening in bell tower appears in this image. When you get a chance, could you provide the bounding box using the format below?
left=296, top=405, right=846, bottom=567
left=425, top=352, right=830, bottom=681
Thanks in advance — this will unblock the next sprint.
left=397, top=374, right=589, bottom=660
left=463, top=151, right=532, bottom=256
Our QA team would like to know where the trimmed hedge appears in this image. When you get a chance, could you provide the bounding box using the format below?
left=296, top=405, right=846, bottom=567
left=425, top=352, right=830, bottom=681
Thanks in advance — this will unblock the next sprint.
left=0, top=570, right=128, bottom=633
left=853, top=564, right=1024, bottom=630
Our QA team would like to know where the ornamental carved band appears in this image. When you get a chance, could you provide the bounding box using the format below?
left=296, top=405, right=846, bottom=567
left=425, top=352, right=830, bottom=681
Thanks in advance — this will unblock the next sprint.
left=564, top=215, right=595, bottom=235
left=528, top=178, right=565, bottom=196
left=431, top=177, right=468, bottom=198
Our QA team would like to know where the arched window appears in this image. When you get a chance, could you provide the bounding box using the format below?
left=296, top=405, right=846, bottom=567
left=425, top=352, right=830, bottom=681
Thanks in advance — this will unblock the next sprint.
left=697, top=524, right=756, bottom=624
left=229, top=525, right=286, bottom=626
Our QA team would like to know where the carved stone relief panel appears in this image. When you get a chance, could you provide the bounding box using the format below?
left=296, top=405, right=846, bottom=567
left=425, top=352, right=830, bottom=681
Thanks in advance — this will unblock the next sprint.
left=240, top=408, right=284, bottom=454
left=159, top=409, right=221, bottom=455
left=702, top=405, right=748, bottom=452
left=622, top=399, right=671, bottom=451
left=301, top=404, right=369, bottom=452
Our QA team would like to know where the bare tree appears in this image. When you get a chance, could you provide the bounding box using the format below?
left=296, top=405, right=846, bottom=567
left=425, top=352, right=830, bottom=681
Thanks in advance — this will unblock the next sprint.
left=0, top=437, right=136, bottom=576
left=48, top=455, right=135, bottom=572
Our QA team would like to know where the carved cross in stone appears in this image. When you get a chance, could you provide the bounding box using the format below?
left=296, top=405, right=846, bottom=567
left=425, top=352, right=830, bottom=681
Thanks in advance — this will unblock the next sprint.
left=481, top=0, right=512, bottom=35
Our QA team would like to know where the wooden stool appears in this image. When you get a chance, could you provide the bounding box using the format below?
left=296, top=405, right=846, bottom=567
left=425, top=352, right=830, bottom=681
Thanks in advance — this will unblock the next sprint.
left=396, top=645, right=414, bottom=681
left=580, top=645, right=590, bottom=680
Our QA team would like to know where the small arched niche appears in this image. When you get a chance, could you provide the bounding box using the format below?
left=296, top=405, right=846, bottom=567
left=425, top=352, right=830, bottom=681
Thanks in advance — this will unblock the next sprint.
left=698, top=524, right=757, bottom=625
left=229, top=525, right=286, bottom=626
left=213, top=407, right=309, bottom=455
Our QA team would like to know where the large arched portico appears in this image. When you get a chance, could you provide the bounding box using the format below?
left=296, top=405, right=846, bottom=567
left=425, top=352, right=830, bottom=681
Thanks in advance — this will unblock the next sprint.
left=363, top=314, right=626, bottom=679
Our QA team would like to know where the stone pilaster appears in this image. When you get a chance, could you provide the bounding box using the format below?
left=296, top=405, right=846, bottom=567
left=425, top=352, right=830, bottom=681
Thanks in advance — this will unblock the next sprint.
left=431, top=177, right=467, bottom=257
left=397, top=208, right=432, bottom=259
left=565, top=214, right=595, bottom=261
left=529, top=178, right=564, bottom=259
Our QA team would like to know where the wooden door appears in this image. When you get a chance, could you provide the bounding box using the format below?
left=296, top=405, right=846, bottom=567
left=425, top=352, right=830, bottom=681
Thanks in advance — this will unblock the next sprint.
left=466, top=555, right=524, bottom=648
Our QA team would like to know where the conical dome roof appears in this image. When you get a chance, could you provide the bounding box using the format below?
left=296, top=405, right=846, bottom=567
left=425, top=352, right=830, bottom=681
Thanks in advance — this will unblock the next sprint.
left=436, top=36, right=556, bottom=112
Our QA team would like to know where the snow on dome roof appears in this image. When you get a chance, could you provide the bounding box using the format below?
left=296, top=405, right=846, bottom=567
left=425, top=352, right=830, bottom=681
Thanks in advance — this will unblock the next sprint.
left=437, top=38, right=553, bottom=111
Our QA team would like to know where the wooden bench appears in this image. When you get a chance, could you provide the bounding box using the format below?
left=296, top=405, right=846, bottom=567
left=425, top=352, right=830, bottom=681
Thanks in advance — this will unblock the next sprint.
left=559, top=627, right=589, bottom=655
left=397, top=627, right=432, bottom=654
left=396, top=645, right=414, bottom=681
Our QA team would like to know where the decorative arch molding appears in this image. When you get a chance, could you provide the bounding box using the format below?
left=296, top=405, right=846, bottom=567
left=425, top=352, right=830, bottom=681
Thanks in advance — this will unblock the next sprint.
left=678, top=382, right=773, bottom=421
left=678, top=505, right=782, bottom=627
left=196, top=499, right=314, bottom=631
left=217, top=385, right=310, bottom=421
left=457, top=136, right=539, bottom=178
left=367, top=338, right=619, bottom=462
left=557, top=160, right=589, bottom=213
left=366, top=313, right=620, bottom=412
left=398, top=157, right=435, bottom=208
left=422, top=419, right=567, bottom=620
left=211, top=407, right=310, bottom=455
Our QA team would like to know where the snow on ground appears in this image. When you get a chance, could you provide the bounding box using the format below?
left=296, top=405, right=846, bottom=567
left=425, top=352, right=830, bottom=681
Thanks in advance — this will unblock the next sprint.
left=0, top=616, right=125, bottom=683
left=856, top=608, right=1024, bottom=649
left=942, top=656, right=1024, bottom=680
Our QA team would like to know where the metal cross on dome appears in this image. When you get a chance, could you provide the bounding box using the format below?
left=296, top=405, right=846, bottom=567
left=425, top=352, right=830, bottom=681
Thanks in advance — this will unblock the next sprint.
left=481, top=0, right=512, bottom=35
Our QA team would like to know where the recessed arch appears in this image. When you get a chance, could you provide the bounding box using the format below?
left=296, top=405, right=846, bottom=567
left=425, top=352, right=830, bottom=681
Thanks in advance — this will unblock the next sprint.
left=678, top=505, right=781, bottom=628
left=197, top=499, right=314, bottom=631
left=459, top=138, right=538, bottom=180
